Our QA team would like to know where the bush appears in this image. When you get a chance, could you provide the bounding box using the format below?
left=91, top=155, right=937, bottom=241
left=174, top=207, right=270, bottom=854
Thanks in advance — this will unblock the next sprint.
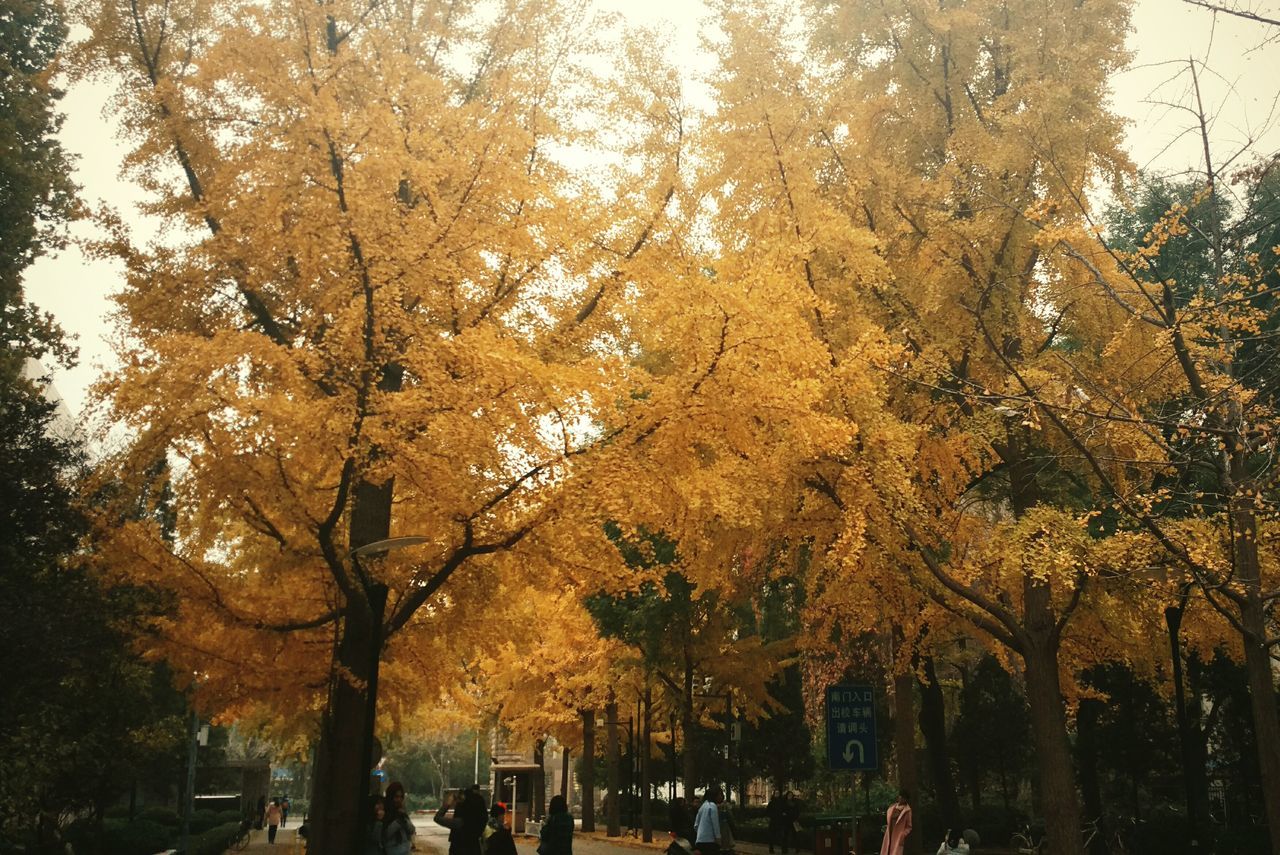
left=217, top=809, right=244, bottom=824
left=192, top=821, right=244, bottom=855
left=101, top=818, right=172, bottom=855
left=1213, top=824, right=1269, bottom=855
left=190, top=808, right=219, bottom=834
left=138, top=805, right=182, bottom=827
left=104, top=804, right=132, bottom=820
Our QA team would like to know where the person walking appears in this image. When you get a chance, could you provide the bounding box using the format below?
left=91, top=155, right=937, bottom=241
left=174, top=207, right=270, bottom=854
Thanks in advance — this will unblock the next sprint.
left=384, top=782, right=416, bottom=855
left=694, top=787, right=723, bottom=855
left=879, top=791, right=913, bottom=855
left=265, top=799, right=283, bottom=844
left=364, top=795, right=387, bottom=855
left=539, top=794, right=574, bottom=855
left=669, top=796, right=694, bottom=846
left=783, top=793, right=801, bottom=853
left=767, top=794, right=786, bottom=854
left=281, top=797, right=291, bottom=828
left=719, top=798, right=738, bottom=855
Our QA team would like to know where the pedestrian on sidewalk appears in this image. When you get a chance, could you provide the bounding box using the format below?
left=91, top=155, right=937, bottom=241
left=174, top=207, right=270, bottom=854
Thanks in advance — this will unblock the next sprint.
left=694, top=787, right=723, bottom=855
left=436, top=786, right=485, bottom=855
left=879, top=791, right=912, bottom=855
left=539, top=794, right=574, bottom=855
left=485, top=803, right=518, bottom=855
left=719, top=798, right=738, bottom=855
left=385, top=782, right=416, bottom=855
left=364, top=795, right=387, bottom=855
left=669, top=797, right=694, bottom=846
left=767, top=793, right=786, bottom=854
left=281, top=797, right=291, bottom=828
left=265, top=799, right=283, bottom=844
left=783, top=793, right=801, bottom=853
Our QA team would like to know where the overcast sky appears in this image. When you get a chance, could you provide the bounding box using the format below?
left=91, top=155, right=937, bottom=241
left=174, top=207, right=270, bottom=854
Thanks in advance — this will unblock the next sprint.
left=25, top=0, right=1280, bottom=419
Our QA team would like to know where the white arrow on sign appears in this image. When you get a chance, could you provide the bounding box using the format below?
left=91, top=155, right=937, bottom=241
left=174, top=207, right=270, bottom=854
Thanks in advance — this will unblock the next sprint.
left=842, top=739, right=865, bottom=764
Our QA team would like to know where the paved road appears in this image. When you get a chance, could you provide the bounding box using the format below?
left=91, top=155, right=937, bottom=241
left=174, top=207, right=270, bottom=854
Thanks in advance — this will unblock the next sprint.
left=414, top=818, right=811, bottom=855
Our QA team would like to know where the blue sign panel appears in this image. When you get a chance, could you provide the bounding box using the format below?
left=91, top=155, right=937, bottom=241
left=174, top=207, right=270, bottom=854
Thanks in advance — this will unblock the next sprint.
left=826, top=684, right=877, bottom=771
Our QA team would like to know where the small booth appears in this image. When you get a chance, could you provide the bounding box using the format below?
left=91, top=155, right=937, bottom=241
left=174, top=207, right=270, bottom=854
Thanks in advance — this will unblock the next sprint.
left=490, top=763, right=541, bottom=833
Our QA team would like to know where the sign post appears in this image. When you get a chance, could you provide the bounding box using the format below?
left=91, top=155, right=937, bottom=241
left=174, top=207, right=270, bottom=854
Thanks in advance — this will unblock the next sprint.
left=826, top=684, right=877, bottom=772
left=827, top=685, right=877, bottom=855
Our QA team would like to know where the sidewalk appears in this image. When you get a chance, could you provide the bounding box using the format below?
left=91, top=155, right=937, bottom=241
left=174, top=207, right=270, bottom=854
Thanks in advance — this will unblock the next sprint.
left=566, top=828, right=804, bottom=855
left=240, top=823, right=305, bottom=853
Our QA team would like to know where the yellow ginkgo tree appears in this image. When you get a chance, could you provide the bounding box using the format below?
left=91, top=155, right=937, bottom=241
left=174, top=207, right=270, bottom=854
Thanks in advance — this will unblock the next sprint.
left=70, top=1, right=699, bottom=851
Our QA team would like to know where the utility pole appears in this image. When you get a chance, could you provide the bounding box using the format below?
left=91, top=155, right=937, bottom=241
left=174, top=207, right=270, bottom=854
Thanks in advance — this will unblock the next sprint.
left=182, top=709, right=199, bottom=855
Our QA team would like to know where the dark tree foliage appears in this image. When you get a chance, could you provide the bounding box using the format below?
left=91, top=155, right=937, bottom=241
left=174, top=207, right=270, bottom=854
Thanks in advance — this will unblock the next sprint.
left=0, top=378, right=189, bottom=853
left=0, top=0, right=78, bottom=381
left=950, top=656, right=1031, bottom=815
left=1075, top=664, right=1180, bottom=819
left=0, top=8, right=188, bottom=841
left=737, top=573, right=812, bottom=789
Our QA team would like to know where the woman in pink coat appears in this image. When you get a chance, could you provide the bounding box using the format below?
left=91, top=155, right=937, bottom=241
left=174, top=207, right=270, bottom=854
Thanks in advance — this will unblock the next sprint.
left=879, top=791, right=913, bottom=855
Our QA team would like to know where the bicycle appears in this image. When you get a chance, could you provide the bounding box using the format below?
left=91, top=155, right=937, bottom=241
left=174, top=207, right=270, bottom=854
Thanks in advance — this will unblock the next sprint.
left=229, top=818, right=253, bottom=851
left=1009, top=823, right=1043, bottom=855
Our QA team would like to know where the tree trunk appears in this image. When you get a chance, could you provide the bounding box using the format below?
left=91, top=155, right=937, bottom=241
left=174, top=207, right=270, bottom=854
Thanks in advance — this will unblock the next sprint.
left=308, top=584, right=385, bottom=855
left=561, top=747, right=571, bottom=800
left=1021, top=640, right=1082, bottom=855
left=534, top=738, right=547, bottom=819
left=642, top=685, right=653, bottom=842
left=682, top=646, right=697, bottom=793
left=606, top=695, right=621, bottom=836
left=581, top=710, right=596, bottom=832
left=916, top=655, right=961, bottom=833
left=1075, top=698, right=1104, bottom=855
left=890, top=657, right=919, bottom=853
left=1165, top=603, right=1208, bottom=849
left=1228, top=493, right=1280, bottom=855
left=308, top=356, right=400, bottom=855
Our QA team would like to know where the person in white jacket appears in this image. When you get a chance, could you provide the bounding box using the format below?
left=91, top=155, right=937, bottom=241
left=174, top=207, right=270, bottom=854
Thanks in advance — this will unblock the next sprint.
left=936, top=829, right=970, bottom=855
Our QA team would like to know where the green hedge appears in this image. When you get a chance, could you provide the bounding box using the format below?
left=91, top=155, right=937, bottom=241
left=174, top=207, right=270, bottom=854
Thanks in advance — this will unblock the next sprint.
left=138, top=805, right=182, bottom=827
left=192, top=821, right=246, bottom=855
left=101, top=818, right=172, bottom=854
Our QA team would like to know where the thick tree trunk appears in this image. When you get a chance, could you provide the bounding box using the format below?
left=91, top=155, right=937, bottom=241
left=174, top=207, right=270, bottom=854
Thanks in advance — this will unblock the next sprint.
left=581, top=710, right=596, bottom=832
left=916, top=655, right=961, bottom=833
left=606, top=696, right=621, bottom=836
left=891, top=665, right=919, bottom=853
left=1228, top=495, right=1280, bottom=855
left=642, top=686, right=653, bottom=842
left=309, top=360, right=401, bottom=855
left=309, top=585, right=385, bottom=855
left=1021, top=640, right=1082, bottom=855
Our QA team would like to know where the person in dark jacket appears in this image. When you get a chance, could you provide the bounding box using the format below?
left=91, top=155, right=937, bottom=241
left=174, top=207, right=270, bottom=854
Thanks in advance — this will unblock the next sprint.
left=436, top=787, right=487, bottom=855
left=485, top=804, right=518, bottom=855
left=669, top=796, right=694, bottom=845
left=539, top=794, right=574, bottom=855
left=767, top=794, right=785, bottom=854
left=363, top=795, right=387, bottom=855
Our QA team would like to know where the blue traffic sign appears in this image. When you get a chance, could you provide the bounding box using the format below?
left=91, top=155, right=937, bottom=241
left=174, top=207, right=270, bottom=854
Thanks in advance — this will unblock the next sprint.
left=826, top=684, right=877, bottom=771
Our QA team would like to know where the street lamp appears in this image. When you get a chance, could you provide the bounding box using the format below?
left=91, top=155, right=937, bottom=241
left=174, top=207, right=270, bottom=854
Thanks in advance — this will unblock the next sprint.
left=349, top=536, right=429, bottom=558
